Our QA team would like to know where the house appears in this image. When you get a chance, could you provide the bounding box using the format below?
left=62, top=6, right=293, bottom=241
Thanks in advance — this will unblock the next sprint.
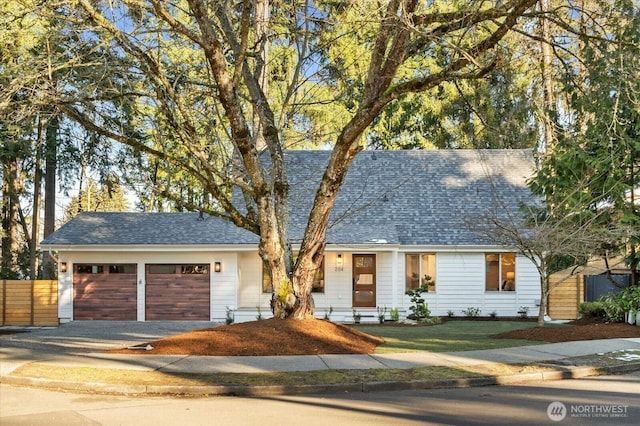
left=40, top=149, right=542, bottom=323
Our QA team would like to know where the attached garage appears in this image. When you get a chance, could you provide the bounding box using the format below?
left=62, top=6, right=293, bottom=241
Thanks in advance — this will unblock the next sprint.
left=74, top=264, right=137, bottom=320
left=145, top=264, right=211, bottom=320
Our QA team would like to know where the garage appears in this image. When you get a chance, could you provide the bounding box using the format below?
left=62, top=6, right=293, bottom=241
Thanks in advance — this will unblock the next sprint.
left=145, top=264, right=210, bottom=320
left=73, top=264, right=137, bottom=320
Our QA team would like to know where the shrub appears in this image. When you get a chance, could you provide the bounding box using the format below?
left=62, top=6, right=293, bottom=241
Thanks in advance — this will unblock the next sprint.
left=601, top=296, right=625, bottom=323
left=578, top=301, right=607, bottom=318
left=619, top=285, right=640, bottom=313
left=225, top=306, right=235, bottom=325
left=323, top=306, right=333, bottom=320
left=446, top=310, right=455, bottom=318
left=423, top=316, right=441, bottom=325
left=389, top=308, right=400, bottom=321
left=461, top=307, right=481, bottom=318
left=517, top=306, right=529, bottom=319
left=405, top=285, right=431, bottom=320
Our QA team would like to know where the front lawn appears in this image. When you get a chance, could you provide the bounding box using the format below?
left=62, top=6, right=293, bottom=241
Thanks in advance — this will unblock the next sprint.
left=355, top=320, right=561, bottom=353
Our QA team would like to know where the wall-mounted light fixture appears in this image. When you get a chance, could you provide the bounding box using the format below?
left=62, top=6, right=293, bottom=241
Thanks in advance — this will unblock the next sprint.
left=335, top=253, right=343, bottom=271
left=60, top=262, right=67, bottom=273
left=214, top=261, right=222, bottom=273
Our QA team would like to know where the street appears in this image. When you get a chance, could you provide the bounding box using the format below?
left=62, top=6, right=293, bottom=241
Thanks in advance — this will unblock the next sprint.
left=1, top=372, right=639, bottom=425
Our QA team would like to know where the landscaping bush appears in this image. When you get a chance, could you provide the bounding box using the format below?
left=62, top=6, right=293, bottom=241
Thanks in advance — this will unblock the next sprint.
left=405, top=284, right=431, bottom=320
left=582, top=286, right=640, bottom=323
left=578, top=301, right=607, bottom=318
left=601, top=296, right=626, bottom=323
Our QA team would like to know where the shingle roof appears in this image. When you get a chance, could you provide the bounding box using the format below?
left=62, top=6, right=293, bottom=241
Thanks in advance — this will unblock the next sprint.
left=40, top=212, right=258, bottom=246
left=41, top=149, right=535, bottom=248
left=292, top=149, right=535, bottom=246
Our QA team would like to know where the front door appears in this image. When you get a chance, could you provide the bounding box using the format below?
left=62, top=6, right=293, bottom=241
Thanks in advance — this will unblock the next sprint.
left=353, top=254, right=376, bottom=307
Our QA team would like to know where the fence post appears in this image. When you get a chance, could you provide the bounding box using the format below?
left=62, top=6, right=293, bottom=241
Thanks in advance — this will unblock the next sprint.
left=30, top=280, right=35, bottom=325
left=1, top=280, right=5, bottom=326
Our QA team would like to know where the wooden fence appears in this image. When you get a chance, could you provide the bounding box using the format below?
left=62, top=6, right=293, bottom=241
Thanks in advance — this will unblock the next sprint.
left=1, top=280, right=58, bottom=326
left=547, top=274, right=584, bottom=320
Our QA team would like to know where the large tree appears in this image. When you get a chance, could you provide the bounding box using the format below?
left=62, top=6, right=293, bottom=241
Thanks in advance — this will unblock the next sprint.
left=531, top=0, right=640, bottom=284
left=30, top=0, right=540, bottom=318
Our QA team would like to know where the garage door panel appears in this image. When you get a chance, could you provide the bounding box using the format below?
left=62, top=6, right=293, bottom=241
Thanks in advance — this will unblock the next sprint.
left=145, top=264, right=210, bottom=320
left=73, top=266, right=137, bottom=320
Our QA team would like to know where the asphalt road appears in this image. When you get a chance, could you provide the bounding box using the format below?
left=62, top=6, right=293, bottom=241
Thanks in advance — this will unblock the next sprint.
left=1, top=372, right=639, bottom=425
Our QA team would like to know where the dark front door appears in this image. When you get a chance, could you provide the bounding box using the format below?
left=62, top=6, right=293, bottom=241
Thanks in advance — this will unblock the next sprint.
left=353, top=254, right=376, bottom=307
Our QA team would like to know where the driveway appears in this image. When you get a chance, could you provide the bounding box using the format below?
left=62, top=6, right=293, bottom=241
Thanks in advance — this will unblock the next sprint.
left=0, top=321, right=220, bottom=374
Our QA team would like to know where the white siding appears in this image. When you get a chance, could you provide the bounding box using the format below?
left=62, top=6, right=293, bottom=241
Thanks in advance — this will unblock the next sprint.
left=210, top=252, right=239, bottom=321
left=431, top=252, right=485, bottom=316
left=394, top=252, right=541, bottom=318
left=237, top=252, right=269, bottom=309
left=322, top=252, right=352, bottom=310
left=57, top=248, right=541, bottom=323
left=57, top=255, right=73, bottom=323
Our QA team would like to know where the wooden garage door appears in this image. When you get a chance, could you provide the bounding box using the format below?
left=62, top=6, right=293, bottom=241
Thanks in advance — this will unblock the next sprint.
left=145, top=264, right=210, bottom=320
left=74, top=264, right=137, bottom=320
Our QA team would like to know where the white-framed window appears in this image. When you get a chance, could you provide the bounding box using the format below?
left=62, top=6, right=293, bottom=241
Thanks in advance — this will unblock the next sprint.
left=485, top=253, right=516, bottom=291
left=405, top=253, right=436, bottom=291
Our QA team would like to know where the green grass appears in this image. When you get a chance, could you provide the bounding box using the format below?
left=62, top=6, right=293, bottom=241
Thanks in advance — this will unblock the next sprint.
left=355, top=320, right=562, bottom=353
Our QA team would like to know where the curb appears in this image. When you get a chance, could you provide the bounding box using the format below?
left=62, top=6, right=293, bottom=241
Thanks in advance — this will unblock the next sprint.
left=3, top=362, right=640, bottom=397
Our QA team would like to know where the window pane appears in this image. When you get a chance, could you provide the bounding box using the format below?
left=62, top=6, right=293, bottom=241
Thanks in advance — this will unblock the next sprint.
left=262, top=262, right=272, bottom=293
left=421, top=254, right=436, bottom=290
left=485, top=254, right=500, bottom=291
left=76, top=264, right=103, bottom=274
left=311, top=258, right=325, bottom=293
left=182, top=264, right=209, bottom=274
left=109, top=264, right=136, bottom=274
left=501, top=254, right=516, bottom=291
left=406, top=254, right=420, bottom=290
left=148, top=264, right=177, bottom=274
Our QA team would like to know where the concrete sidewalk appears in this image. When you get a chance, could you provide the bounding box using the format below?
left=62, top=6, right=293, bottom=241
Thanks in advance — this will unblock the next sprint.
left=2, top=321, right=640, bottom=395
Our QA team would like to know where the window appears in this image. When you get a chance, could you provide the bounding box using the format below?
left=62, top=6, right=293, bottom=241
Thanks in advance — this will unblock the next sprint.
left=109, top=264, right=136, bottom=274
left=485, top=253, right=516, bottom=291
left=405, top=253, right=436, bottom=291
left=148, top=264, right=178, bottom=274
left=76, top=264, right=104, bottom=274
left=147, top=264, right=210, bottom=274
left=262, top=256, right=325, bottom=293
left=76, top=264, right=136, bottom=274
left=181, top=265, right=209, bottom=274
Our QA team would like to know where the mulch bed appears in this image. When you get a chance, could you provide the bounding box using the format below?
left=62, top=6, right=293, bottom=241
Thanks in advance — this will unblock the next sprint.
left=108, top=318, right=385, bottom=356
left=492, top=318, right=640, bottom=343
left=100, top=316, right=640, bottom=356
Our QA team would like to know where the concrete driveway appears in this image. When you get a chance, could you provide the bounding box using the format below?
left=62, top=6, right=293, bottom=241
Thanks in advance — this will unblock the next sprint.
left=0, top=321, right=220, bottom=375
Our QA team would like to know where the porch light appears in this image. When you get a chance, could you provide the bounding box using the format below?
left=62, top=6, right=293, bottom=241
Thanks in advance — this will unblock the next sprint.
left=60, top=262, right=67, bottom=273
left=214, top=262, right=222, bottom=273
left=335, top=253, right=343, bottom=271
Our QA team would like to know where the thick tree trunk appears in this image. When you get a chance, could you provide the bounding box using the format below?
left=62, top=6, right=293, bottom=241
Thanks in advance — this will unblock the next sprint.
left=1, top=158, right=19, bottom=279
left=30, top=116, right=45, bottom=279
left=539, top=0, right=556, bottom=155
left=42, top=115, right=58, bottom=279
